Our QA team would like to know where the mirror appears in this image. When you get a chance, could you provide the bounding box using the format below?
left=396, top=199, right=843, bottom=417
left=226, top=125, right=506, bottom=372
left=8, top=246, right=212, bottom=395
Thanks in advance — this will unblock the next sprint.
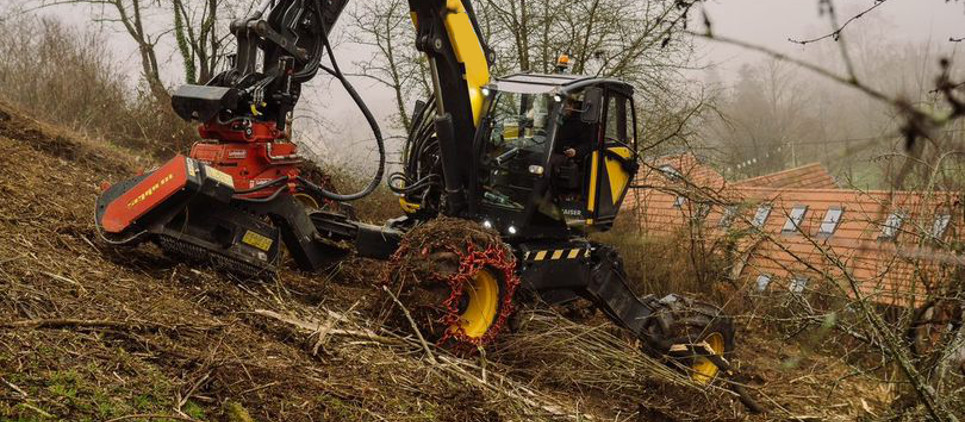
left=581, top=87, right=603, bottom=124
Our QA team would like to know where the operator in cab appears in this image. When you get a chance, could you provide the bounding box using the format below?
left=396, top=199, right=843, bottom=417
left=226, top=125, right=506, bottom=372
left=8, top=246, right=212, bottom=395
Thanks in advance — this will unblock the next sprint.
left=536, top=93, right=597, bottom=224
left=556, top=96, right=595, bottom=163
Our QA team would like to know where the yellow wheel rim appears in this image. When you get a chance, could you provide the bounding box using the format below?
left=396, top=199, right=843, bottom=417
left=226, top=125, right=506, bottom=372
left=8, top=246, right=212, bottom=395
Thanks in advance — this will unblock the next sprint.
left=456, top=269, right=500, bottom=339
left=691, top=332, right=725, bottom=384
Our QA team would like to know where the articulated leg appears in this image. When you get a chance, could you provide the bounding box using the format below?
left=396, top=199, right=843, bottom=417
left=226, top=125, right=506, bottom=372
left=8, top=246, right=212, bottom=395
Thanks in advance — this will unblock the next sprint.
left=582, top=245, right=737, bottom=384
left=582, top=245, right=653, bottom=337
left=270, top=196, right=338, bottom=271
left=516, top=241, right=737, bottom=383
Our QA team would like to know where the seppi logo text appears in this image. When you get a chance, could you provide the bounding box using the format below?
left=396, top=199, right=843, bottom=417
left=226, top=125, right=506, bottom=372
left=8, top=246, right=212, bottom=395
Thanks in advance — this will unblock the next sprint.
left=127, top=174, right=174, bottom=209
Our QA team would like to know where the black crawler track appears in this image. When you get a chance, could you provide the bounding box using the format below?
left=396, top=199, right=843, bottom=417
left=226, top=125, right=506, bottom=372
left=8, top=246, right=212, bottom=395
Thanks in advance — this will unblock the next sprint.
left=156, top=234, right=277, bottom=279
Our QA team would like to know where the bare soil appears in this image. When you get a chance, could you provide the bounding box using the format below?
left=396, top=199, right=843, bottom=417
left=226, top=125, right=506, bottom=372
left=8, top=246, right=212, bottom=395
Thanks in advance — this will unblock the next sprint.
left=0, top=100, right=894, bottom=421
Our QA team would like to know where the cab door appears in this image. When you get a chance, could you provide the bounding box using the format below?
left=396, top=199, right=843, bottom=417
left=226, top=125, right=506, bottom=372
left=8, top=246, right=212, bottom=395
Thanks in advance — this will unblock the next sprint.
left=587, top=90, right=637, bottom=228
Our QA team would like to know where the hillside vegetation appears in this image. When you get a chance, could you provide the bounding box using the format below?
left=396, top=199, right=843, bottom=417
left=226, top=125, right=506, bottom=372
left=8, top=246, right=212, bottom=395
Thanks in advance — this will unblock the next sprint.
left=0, top=98, right=900, bottom=421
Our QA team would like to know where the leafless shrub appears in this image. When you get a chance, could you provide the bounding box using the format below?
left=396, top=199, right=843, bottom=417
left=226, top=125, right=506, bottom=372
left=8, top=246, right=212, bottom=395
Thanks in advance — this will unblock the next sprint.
left=594, top=219, right=732, bottom=304
left=0, top=17, right=193, bottom=158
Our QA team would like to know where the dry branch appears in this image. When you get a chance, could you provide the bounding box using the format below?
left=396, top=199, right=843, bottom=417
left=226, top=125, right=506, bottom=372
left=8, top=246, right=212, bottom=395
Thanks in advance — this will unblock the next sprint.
left=104, top=414, right=198, bottom=422
left=1, top=319, right=149, bottom=330
left=1, top=377, right=27, bottom=397
left=435, top=355, right=589, bottom=420
left=788, top=0, right=890, bottom=45
left=381, top=285, right=437, bottom=364
left=252, top=309, right=403, bottom=345
left=39, top=270, right=87, bottom=295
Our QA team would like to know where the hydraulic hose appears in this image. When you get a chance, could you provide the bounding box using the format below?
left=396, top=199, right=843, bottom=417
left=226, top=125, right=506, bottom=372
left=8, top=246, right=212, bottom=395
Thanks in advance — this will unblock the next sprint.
left=388, top=172, right=440, bottom=194
left=232, top=176, right=288, bottom=194
left=233, top=185, right=287, bottom=203
left=305, top=0, right=385, bottom=202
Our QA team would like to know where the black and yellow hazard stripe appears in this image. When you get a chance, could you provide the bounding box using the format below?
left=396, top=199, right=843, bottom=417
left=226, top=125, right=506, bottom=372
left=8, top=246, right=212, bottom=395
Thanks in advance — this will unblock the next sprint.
left=523, top=248, right=591, bottom=262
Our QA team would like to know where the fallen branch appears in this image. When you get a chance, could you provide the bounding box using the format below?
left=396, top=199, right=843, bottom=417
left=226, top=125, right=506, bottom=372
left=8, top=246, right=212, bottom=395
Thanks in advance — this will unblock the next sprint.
left=1, top=319, right=148, bottom=330
left=0, top=319, right=221, bottom=333
left=1, top=377, right=27, bottom=397
left=259, top=308, right=586, bottom=419
left=253, top=309, right=403, bottom=346
left=435, top=355, right=589, bottom=420
left=312, top=301, right=360, bottom=356
left=240, top=381, right=280, bottom=396
left=105, top=414, right=197, bottom=422
left=381, top=285, right=437, bottom=365
left=39, top=270, right=87, bottom=295
left=0, top=254, right=26, bottom=265
left=18, top=403, right=53, bottom=419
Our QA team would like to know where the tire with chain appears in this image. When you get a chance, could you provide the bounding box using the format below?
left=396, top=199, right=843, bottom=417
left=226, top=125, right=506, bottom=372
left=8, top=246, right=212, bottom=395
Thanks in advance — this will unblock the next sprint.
left=642, top=294, right=736, bottom=384
left=385, top=218, right=519, bottom=351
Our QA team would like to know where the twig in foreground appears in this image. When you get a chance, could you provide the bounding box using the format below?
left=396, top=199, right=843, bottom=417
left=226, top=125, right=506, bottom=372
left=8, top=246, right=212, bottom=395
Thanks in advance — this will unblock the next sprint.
left=104, top=414, right=197, bottom=422
left=788, top=0, right=890, bottom=45
left=382, top=285, right=438, bottom=365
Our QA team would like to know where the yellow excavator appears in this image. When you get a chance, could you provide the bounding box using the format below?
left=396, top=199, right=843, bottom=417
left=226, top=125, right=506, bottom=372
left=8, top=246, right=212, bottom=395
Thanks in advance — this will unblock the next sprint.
left=95, top=0, right=737, bottom=385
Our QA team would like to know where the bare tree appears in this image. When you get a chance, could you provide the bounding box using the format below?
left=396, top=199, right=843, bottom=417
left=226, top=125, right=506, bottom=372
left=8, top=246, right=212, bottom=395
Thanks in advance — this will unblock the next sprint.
left=703, top=59, right=819, bottom=178
left=347, top=0, right=430, bottom=131
left=34, top=0, right=256, bottom=99
left=172, top=0, right=226, bottom=84
left=349, top=0, right=701, bottom=130
left=41, top=0, right=170, bottom=102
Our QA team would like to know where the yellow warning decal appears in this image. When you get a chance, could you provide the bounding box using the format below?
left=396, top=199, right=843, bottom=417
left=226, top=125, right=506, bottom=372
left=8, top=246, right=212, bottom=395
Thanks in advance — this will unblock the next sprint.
left=186, top=158, right=198, bottom=177
left=525, top=248, right=589, bottom=262
left=204, top=165, right=235, bottom=188
left=242, top=231, right=273, bottom=252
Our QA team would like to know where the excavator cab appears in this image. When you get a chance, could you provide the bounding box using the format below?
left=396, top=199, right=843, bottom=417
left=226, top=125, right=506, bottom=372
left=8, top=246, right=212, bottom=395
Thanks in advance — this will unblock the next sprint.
left=473, top=74, right=638, bottom=238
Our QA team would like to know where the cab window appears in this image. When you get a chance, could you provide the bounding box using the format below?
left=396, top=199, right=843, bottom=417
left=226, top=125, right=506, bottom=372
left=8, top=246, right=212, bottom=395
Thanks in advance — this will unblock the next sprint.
left=480, top=91, right=554, bottom=211
left=604, top=94, right=632, bottom=143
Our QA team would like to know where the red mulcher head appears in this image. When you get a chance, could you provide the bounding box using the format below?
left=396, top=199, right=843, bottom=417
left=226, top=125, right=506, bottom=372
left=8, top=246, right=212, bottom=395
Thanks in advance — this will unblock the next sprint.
left=94, top=155, right=282, bottom=276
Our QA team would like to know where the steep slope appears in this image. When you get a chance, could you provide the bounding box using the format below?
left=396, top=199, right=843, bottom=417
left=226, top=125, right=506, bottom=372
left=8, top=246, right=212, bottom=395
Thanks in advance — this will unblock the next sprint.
left=0, top=100, right=537, bottom=421
left=0, top=100, right=888, bottom=421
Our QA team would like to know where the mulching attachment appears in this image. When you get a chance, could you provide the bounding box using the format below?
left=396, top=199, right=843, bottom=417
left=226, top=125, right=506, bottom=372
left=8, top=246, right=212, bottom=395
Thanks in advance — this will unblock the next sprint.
left=384, top=217, right=519, bottom=350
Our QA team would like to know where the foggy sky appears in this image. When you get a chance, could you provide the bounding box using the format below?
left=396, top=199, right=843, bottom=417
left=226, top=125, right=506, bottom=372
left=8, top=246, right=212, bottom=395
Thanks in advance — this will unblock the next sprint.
left=694, top=0, right=964, bottom=82
left=13, top=0, right=965, bottom=162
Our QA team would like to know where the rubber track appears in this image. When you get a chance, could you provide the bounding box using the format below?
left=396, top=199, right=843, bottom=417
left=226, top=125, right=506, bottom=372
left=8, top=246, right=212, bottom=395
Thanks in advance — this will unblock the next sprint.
left=155, top=234, right=276, bottom=279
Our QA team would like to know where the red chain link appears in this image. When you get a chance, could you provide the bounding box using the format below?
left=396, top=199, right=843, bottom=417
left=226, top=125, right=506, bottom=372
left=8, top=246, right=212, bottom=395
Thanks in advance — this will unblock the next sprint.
left=435, top=241, right=520, bottom=349
left=386, top=237, right=520, bottom=351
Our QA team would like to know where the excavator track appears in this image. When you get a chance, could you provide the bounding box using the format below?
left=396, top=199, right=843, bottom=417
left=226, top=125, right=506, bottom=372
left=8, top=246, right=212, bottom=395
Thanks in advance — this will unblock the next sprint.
left=155, top=233, right=277, bottom=279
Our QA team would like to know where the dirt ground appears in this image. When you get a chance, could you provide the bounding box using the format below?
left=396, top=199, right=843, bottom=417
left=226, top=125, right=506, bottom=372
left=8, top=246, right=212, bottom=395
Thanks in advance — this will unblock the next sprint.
left=0, top=100, right=898, bottom=421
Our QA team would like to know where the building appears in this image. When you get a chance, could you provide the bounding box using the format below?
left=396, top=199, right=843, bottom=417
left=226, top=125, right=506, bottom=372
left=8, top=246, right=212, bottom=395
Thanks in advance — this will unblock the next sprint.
left=734, top=162, right=838, bottom=190
left=624, top=153, right=963, bottom=307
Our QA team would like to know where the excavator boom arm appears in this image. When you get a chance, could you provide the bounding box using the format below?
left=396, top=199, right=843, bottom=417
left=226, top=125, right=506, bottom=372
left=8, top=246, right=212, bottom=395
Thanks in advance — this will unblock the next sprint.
left=172, top=0, right=492, bottom=214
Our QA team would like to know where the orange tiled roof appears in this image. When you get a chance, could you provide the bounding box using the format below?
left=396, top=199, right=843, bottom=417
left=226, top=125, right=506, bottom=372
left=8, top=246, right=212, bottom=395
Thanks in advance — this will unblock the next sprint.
left=636, top=152, right=727, bottom=191
left=624, top=156, right=962, bottom=307
left=735, top=162, right=837, bottom=189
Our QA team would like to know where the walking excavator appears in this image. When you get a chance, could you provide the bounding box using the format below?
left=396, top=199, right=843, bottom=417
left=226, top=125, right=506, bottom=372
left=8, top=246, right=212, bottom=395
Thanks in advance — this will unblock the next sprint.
left=95, top=0, right=737, bottom=384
